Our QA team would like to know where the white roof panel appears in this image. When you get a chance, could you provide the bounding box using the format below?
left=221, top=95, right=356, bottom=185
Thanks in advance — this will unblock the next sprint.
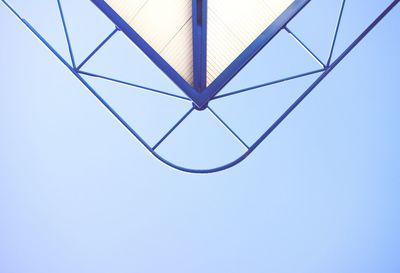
left=103, top=0, right=297, bottom=89
left=106, top=0, right=194, bottom=85
left=207, top=0, right=294, bottom=85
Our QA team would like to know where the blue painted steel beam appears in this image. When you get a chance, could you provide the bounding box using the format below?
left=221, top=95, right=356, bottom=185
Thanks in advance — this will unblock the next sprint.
left=90, top=0, right=201, bottom=106
left=327, top=0, right=346, bottom=66
left=208, top=107, right=250, bottom=150
left=284, top=26, right=326, bottom=68
left=152, top=107, right=195, bottom=150
left=90, top=0, right=310, bottom=109
left=195, top=0, right=311, bottom=109
left=1, top=0, right=398, bottom=173
left=192, top=0, right=207, bottom=92
left=78, top=71, right=190, bottom=101
left=212, top=69, right=325, bottom=100
left=76, top=27, right=119, bottom=71
left=57, top=0, right=76, bottom=68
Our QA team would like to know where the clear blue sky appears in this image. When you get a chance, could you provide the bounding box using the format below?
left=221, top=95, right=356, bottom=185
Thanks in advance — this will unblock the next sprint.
left=1, top=1, right=399, bottom=272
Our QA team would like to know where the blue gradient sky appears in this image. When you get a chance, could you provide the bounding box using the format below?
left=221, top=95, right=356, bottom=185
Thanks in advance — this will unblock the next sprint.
left=1, top=1, right=399, bottom=273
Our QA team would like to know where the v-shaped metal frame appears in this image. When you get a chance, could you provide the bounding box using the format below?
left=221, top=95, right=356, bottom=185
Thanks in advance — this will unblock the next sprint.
left=91, top=0, right=310, bottom=109
left=1, top=0, right=398, bottom=173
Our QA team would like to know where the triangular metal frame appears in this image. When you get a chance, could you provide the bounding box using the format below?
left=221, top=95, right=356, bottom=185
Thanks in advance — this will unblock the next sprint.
left=91, top=0, right=310, bottom=109
left=1, top=0, right=398, bottom=173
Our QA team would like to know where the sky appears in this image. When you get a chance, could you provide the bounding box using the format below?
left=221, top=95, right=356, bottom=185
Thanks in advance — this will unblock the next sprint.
left=0, top=1, right=399, bottom=273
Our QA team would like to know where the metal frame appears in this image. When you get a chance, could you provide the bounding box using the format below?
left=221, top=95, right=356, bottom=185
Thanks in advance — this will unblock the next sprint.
left=91, top=0, right=310, bottom=109
left=1, top=0, right=398, bottom=173
left=90, top=0, right=197, bottom=102
left=199, top=0, right=311, bottom=108
left=193, top=0, right=207, bottom=92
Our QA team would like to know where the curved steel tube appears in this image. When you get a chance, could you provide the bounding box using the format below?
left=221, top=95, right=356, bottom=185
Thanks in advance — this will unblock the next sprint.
left=2, top=0, right=398, bottom=174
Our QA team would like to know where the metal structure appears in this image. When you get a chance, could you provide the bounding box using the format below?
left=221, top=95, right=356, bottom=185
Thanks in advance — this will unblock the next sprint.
left=1, top=0, right=399, bottom=173
left=92, top=0, right=310, bottom=109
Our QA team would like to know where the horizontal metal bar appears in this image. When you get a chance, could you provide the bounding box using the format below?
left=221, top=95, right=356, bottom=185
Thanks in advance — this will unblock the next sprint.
left=78, top=71, right=191, bottom=101
left=212, top=69, right=325, bottom=100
